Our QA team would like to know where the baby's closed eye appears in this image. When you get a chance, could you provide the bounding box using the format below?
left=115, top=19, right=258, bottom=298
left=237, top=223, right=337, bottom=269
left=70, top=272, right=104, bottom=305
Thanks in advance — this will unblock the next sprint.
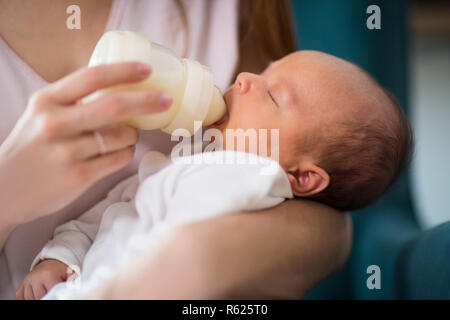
left=268, top=90, right=278, bottom=107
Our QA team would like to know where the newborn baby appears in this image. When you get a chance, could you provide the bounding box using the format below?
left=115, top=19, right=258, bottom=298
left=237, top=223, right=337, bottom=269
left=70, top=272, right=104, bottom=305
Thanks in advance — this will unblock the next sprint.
left=211, top=50, right=412, bottom=210
left=17, top=51, right=412, bottom=300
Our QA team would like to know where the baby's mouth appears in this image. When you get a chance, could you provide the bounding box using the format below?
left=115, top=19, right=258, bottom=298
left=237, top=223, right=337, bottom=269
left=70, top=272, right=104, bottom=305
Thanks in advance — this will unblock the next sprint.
left=214, top=112, right=228, bottom=125
left=213, top=91, right=230, bottom=126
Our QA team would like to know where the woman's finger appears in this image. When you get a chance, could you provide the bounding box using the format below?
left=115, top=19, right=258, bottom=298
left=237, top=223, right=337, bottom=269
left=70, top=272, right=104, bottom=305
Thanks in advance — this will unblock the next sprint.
left=72, top=146, right=136, bottom=186
left=68, top=125, right=139, bottom=161
left=70, top=89, right=172, bottom=133
left=44, top=62, right=152, bottom=105
left=36, top=89, right=171, bottom=139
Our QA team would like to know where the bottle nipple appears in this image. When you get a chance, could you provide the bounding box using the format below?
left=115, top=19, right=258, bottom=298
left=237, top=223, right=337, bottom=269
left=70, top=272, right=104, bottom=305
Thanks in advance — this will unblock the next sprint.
left=203, top=86, right=227, bottom=126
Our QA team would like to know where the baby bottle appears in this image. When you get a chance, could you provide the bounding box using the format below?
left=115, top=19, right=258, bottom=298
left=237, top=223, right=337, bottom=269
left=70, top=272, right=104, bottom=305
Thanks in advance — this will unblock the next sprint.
left=84, top=30, right=226, bottom=136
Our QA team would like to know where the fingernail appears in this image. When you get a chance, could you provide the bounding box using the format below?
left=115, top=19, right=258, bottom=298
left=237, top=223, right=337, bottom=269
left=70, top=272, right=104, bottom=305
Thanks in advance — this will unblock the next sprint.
left=137, top=63, right=151, bottom=77
left=160, top=94, right=173, bottom=109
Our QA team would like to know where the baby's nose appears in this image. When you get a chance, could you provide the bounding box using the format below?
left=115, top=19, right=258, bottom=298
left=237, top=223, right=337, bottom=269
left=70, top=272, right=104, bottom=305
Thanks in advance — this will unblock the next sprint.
left=236, top=72, right=260, bottom=94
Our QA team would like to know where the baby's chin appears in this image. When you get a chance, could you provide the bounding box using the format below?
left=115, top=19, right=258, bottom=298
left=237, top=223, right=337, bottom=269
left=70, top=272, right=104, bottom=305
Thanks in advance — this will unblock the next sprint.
left=205, top=113, right=230, bottom=132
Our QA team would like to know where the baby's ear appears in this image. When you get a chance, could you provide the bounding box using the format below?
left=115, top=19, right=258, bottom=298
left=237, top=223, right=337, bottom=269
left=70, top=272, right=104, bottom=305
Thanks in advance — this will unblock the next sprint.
left=287, top=163, right=329, bottom=197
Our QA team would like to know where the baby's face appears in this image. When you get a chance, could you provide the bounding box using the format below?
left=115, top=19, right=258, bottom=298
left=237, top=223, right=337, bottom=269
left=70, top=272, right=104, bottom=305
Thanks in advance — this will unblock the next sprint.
left=209, top=50, right=390, bottom=171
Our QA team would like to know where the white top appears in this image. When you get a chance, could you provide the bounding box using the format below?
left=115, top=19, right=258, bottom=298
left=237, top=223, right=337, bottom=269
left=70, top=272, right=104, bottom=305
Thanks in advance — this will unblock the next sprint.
left=33, top=151, right=293, bottom=299
left=0, top=0, right=238, bottom=299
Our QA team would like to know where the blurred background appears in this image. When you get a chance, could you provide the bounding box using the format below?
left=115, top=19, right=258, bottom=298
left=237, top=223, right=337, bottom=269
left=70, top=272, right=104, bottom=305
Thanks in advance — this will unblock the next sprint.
left=289, top=0, right=449, bottom=299
left=410, top=0, right=450, bottom=229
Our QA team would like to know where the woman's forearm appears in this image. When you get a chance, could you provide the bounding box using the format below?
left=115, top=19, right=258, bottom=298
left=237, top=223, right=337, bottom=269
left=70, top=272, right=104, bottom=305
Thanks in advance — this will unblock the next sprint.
left=90, top=199, right=352, bottom=299
left=183, top=199, right=353, bottom=299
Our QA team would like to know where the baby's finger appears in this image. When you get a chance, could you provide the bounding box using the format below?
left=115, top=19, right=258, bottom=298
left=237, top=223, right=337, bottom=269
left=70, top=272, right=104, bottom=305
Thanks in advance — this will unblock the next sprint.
left=24, top=284, right=36, bottom=300
left=32, top=283, right=47, bottom=300
left=15, top=283, right=25, bottom=300
left=43, top=277, right=64, bottom=294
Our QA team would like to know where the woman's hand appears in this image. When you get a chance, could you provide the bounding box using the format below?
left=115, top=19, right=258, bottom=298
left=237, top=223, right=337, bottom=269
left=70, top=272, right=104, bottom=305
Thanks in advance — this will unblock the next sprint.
left=89, top=200, right=352, bottom=299
left=16, top=259, right=71, bottom=300
left=0, top=62, right=172, bottom=227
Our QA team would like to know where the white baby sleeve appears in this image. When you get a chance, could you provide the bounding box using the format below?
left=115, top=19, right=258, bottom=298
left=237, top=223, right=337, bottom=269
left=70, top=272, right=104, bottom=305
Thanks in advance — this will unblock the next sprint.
left=136, top=151, right=294, bottom=228
left=30, top=174, right=139, bottom=274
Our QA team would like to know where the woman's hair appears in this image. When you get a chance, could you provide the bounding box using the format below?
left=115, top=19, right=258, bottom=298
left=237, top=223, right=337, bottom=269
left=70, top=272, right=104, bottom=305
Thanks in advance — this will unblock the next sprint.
left=234, top=0, right=298, bottom=75
left=173, top=0, right=298, bottom=75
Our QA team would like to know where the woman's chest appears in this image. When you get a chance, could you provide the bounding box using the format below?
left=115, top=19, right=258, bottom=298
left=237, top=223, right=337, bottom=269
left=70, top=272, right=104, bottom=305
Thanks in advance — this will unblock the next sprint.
left=2, top=35, right=97, bottom=83
left=0, top=0, right=112, bottom=82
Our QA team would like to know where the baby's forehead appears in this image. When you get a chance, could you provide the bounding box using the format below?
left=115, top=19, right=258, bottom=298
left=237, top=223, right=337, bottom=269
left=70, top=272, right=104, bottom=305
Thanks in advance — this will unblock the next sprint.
left=266, top=51, right=391, bottom=121
left=272, top=51, right=370, bottom=79
left=262, top=52, right=351, bottom=106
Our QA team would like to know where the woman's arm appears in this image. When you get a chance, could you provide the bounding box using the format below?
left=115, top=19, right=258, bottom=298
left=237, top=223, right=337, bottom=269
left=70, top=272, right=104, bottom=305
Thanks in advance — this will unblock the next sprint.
left=91, top=199, right=352, bottom=299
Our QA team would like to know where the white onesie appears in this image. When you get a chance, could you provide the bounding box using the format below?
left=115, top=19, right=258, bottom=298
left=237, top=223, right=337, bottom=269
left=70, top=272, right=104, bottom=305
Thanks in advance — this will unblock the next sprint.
left=31, top=150, right=293, bottom=299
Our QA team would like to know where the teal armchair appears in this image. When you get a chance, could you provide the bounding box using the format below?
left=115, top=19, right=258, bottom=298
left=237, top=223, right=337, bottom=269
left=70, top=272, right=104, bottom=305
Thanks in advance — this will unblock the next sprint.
left=291, top=0, right=450, bottom=299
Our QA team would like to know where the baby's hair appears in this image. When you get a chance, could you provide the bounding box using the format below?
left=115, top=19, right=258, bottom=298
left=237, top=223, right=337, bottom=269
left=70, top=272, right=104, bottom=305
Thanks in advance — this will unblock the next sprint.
left=307, top=73, right=414, bottom=211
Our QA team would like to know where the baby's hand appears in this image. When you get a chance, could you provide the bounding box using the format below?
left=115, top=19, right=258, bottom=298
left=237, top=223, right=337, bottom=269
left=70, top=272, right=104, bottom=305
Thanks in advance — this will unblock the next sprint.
left=16, top=259, right=75, bottom=300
